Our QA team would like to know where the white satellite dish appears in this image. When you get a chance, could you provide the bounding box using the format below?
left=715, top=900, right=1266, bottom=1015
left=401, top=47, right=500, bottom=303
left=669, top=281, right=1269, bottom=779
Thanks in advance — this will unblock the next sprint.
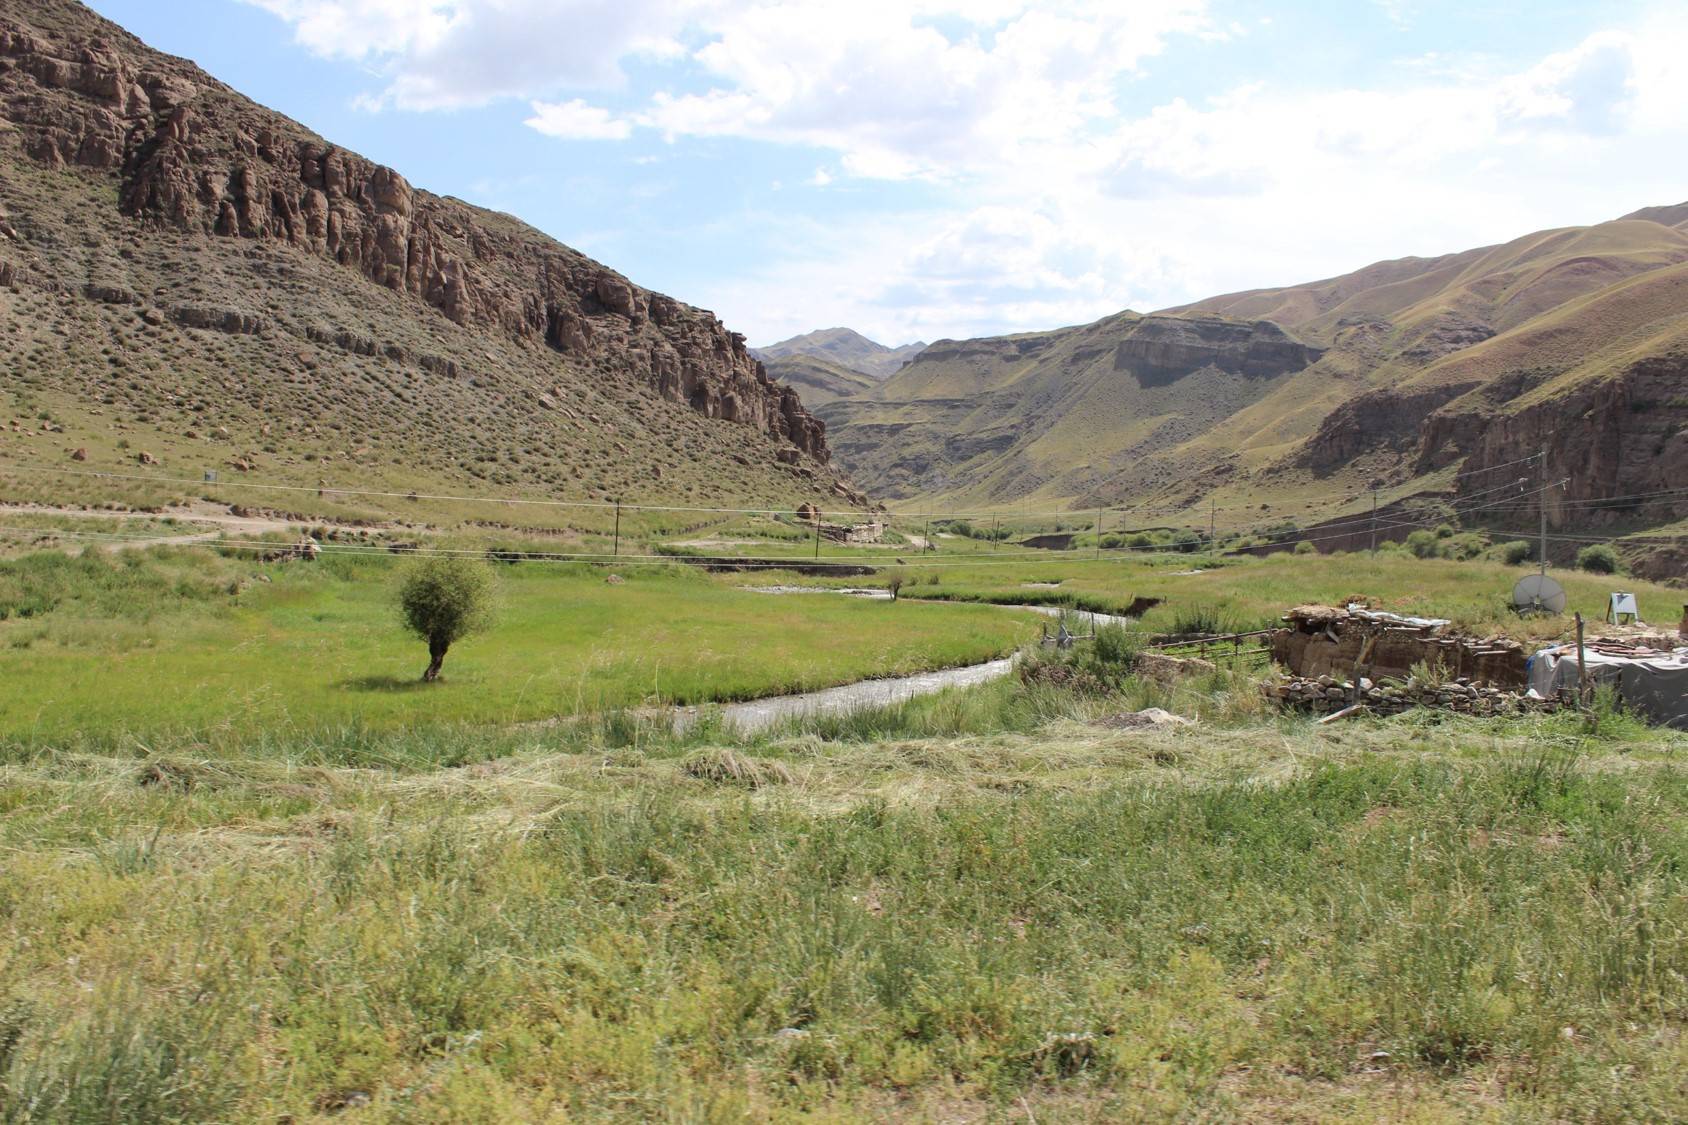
left=1512, top=573, right=1567, bottom=615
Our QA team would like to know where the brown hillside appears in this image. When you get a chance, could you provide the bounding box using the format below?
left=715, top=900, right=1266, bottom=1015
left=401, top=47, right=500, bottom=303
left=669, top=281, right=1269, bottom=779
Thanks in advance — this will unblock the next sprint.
left=0, top=0, right=864, bottom=515
left=825, top=208, right=1688, bottom=554
left=754, top=327, right=926, bottom=379
left=762, top=353, right=879, bottom=408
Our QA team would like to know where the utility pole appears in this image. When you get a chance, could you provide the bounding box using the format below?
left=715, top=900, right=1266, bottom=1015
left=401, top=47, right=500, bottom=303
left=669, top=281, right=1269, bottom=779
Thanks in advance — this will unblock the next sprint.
left=1095, top=507, right=1103, bottom=559
left=923, top=513, right=931, bottom=553
left=1369, top=488, right=1378, bottom=558
left=1208, top=497, right=1216, bottom=552
left=813, top=509, right=821, bottom=559
left=991, top=514, right=999, bottom=553
left=613, top=500, right=621, bottom=557
left=1538, top=446, right=1549, bottom=577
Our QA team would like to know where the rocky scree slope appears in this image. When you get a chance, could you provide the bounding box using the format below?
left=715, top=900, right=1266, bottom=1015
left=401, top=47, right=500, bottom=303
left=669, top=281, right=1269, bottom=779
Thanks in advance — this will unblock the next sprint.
left=0, top=0, right=860, bottom=512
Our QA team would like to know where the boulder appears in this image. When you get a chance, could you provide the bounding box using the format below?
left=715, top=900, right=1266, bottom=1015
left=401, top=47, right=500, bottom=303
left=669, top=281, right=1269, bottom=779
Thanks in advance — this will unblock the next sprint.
left=1098, top=708, right=1194, bottom=730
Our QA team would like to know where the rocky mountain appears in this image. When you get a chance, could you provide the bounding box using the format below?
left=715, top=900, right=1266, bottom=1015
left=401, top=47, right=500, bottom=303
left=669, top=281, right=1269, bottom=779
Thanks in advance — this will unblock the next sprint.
left=823, top=208, right=1688, bottom=559
left=758, top=353, right=879, bottom=408
left=0, top=0, right=863, bottom=512
left=820, top=312, right=1324, bottom=501
left=754, top=327, right=927, bottom=380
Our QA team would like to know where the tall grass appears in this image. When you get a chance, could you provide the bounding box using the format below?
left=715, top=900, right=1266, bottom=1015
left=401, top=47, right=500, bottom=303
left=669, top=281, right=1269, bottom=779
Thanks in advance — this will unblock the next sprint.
left=1, top=721, right=1683, bottom=1119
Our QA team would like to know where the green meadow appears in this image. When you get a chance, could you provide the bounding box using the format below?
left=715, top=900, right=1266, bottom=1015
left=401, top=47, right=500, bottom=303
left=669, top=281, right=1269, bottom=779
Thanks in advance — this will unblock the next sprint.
left=0, top=549, right=1034, bottom=745
left=2, top=537, right=1685, bottom=1121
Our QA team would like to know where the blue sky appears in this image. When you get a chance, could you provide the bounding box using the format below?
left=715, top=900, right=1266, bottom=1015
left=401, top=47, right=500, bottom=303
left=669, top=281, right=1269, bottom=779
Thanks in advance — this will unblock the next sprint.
left=84, top=0, right=1688, bottom=347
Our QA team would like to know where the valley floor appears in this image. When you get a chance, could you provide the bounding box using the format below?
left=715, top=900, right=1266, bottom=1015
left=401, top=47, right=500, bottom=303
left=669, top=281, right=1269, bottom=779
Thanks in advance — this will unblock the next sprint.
left=1, top=540, right=1684, bottom=1121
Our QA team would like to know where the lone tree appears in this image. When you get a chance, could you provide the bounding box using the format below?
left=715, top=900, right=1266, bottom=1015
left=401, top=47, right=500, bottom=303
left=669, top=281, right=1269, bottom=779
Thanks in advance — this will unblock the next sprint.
left=398, top=556, right=494, bottom=682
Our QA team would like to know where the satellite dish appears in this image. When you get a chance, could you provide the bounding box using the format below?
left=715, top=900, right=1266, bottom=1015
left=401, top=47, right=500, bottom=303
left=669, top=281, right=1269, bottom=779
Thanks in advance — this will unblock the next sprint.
left=1512, top=574, right=1567, bottom=616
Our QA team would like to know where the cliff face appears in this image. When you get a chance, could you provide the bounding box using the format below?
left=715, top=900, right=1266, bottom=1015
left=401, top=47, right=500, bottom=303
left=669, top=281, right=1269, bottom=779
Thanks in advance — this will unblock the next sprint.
left=1111, top=315, right=1321, bottom=386
left=1419, top=355, right=1688, bottom=527
left=0, top=1, right=828, bottom=462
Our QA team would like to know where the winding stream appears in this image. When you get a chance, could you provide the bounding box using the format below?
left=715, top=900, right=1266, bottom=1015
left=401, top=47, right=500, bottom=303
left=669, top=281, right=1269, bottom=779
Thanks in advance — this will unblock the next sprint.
left=674, top=590, right=1141, bottom=734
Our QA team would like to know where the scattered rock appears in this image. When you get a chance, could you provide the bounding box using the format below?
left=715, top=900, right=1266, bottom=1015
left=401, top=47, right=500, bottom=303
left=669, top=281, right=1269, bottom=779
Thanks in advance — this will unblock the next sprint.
left=69, top=447, right=87, bottom=461
left=605, top=574, right=624, bottom=585
left=1097, top=708, right=1194, bottom=730
left=136, top=450, right=156, bottom=465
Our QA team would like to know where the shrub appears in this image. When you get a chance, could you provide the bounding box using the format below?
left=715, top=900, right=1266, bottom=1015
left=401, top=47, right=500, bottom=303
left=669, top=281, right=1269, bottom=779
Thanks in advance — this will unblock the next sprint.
left=1099, top=534, right=1124, bottom=550
left=1498, top=540, right=1533, bottom=565
left=1435, top=523, right=1456, bottom=539
left=1440, top=533, right=1488, bottom=561
left=1168, top=604, right=1233, bottom=637
left=1089, top=623, right=1143, bottom=672
left=1125, top=533, right=1153, bottom=550
left=1576, top=543, right=1619, bottom=575
left=398, top=556, right=495, bottom=681
left=1293, top=541, right=1316, bottom=555
left=1171, top=529, right=1202, bottom=554
left=1405, top=530, right=1440, bottom=559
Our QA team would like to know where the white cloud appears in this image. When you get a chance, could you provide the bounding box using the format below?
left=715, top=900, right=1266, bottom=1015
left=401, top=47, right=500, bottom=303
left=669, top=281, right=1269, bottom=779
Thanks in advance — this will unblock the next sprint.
left=245, top=0, right=1688, bottom=346
left=242, top=0, right=697, bottom=109
left=525, top=98, right=634, bottom=140
left=244, top=0, right=1211, bottom=176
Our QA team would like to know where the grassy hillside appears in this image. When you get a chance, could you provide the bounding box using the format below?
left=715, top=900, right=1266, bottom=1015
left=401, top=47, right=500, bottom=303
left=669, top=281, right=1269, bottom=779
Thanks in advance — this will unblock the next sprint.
left=822, top=210, right=1688, bottom=562
left=0, top=0, right=859, bottom=526
left=762, top=353, right=880, bottom=407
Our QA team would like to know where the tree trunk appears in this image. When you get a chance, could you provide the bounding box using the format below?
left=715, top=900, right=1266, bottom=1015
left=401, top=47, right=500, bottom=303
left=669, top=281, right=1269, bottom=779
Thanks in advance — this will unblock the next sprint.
left=422, top=636, right=449, bottom=682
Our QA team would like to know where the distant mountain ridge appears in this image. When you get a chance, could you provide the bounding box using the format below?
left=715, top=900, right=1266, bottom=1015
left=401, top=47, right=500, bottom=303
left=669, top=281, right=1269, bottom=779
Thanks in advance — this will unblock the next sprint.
left=821, top=204, right=1688, bottom=567
left=754, top=327, right=927, bottom=380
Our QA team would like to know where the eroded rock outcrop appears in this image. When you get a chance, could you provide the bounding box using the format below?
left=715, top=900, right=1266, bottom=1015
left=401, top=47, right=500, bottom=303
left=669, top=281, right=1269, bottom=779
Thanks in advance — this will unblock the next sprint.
left=0, top=3, right=828, bottom=461
left=1421, top=355, right=1688, bottom=529
left=1113, top=315, right=1322, bottom=387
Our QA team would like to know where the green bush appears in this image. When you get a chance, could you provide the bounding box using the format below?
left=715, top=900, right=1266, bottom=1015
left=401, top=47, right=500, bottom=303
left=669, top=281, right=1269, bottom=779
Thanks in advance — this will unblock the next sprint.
left=398, top=556, right=496, bottom=681
left=1125, top=532, right=1153, bottom=549
left=1099, top=533, right=1124, bottom=550
left=1435, top=523, right=1456, bottom=539
left=1439, top=533, right=1488, bottom=561
left=1170, top=529, right=1202, bottom=554
left=1293, top=541, right=1316, bottom=555
left=1498, top=540, right=1533, bottom=565
left=1405, top=530, right=1440, bottom=559
left=1576, top=544, right=1620, bottom=575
